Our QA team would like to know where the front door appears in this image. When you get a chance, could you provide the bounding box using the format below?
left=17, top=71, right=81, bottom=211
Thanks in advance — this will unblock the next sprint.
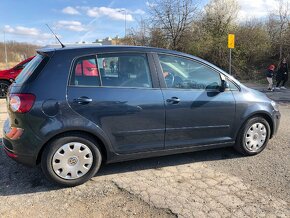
left=67, top=52, right=165, bottom=154
left=156, top=54, right=236, bottom=148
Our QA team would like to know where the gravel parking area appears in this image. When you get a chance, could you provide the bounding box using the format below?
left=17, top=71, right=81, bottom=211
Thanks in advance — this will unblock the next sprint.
left=0, top=96, right=289, bottom=217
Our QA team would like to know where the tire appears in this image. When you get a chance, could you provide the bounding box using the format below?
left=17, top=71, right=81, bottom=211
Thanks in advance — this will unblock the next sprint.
left=41, top=133, right=102, bottom=187
left=234, top=117, right=271, bottom=156
left=0, top=80, right=10, bottom=98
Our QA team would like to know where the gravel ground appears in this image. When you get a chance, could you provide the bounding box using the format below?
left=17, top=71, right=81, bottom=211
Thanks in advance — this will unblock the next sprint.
left=206, top=105, right=290, bottom=203
left=0, top=96, right=289, bottom=217
left=0, top=100, right=174, bottom=218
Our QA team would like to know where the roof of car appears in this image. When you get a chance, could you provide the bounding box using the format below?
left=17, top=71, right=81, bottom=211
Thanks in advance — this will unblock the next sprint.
left=38, top=45, right=186, bottom=56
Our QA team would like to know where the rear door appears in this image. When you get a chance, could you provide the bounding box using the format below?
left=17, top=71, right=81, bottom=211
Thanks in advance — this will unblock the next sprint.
left=67, top=52, right=165, bottom=154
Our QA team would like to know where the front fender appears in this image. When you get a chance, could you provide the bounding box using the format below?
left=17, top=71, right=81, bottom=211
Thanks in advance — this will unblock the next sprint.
left=233, top=101, right=274, bottom=139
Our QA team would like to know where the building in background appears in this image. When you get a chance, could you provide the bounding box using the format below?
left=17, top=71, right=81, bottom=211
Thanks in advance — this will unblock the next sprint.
left=95, top=37, right=119, bottom=45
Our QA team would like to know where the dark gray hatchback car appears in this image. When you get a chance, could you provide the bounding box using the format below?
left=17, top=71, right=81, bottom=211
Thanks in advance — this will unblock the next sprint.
left=2, top=45, right=280, bottom=186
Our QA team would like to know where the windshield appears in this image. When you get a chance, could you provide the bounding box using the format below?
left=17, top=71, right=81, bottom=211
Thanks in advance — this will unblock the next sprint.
left=15, top=55, right=44, bottom=84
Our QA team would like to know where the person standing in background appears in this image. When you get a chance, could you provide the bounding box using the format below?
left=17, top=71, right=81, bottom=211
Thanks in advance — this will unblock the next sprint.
left=266, top=64, right=275, bottom=91
left=276, top=58, right=288, bottom=89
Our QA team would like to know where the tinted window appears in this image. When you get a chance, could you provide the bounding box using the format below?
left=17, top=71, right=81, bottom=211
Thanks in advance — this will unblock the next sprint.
left=97, top=53, right=152, bottom=88
left=158, top=54, right=221, bottom=90
left=71, top=56, right=101, bottom=86
left=15, top=55, right=44, bottom=84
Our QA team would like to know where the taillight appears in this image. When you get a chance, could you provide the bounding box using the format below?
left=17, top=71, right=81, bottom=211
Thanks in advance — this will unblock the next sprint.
left=9, top=94, right=35, bottom=113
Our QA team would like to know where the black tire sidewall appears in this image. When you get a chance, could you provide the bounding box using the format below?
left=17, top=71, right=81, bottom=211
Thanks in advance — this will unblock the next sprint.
left=238, top=117, right=271, bottom=155
left=41, top=135, right=102, bottom=187
left=0, top=80, right=11, bottom=98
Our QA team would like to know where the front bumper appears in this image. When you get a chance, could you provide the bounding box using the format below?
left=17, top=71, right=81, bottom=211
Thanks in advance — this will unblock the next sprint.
left=271, top=110, right=281, bottom=138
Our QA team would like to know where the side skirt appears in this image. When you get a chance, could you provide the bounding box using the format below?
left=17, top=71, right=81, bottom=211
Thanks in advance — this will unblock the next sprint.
left=106, top=141, right=235, bottom=164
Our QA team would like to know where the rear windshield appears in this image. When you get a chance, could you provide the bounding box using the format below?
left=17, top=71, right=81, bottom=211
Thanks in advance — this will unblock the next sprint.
left=15, top=55, right=45, bottom=84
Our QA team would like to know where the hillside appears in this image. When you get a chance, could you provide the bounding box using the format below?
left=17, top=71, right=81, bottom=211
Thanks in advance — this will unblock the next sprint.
left=0, top=41, right=39, bottom=66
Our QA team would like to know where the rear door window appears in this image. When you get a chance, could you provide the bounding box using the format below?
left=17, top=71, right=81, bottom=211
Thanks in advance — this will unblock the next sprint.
left=71, top=56, right=101, bottom=86
left=70, top=53, right=152, bottom=88
left=97, top=53, right=152, bottom=88
left=15, top=55, right=45, bottom=84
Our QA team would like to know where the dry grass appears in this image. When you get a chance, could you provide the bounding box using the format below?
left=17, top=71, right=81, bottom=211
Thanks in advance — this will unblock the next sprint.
left=0, top=62, right=18, bottom=70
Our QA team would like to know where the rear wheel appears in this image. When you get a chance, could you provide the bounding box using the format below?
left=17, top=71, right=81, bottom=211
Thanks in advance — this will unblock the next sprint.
left=234, top=117, right=270, bottom=155
left=0, top=80, right=10, bottom=98
left=41, top=133, right=102, bottom=186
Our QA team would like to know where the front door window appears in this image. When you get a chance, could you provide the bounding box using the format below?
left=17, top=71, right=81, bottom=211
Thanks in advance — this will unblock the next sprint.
left=158, top=54, right=221, bottom=90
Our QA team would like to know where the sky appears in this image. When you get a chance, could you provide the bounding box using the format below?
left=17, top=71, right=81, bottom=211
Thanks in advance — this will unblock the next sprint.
left=0, top=0, right=285, bottom=45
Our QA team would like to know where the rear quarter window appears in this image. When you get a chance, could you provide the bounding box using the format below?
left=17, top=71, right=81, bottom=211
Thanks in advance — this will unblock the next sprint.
left=15, top=55, right=47, bottom=84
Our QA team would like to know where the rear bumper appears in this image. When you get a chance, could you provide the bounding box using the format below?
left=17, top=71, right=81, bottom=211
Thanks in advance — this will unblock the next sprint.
left=2, top=119, right=40, bottom=167
left=2, top=139, right=36, bottom=166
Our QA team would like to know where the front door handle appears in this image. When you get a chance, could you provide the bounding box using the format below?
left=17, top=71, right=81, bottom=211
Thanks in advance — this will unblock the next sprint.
left=166, top=97, right=180, bottom=104
left=74, top=97, right=93, bottom=104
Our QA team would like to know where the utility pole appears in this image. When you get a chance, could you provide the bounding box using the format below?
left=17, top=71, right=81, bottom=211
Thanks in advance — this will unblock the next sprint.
left=124, top=10, right=127, bottom=37
left=228, top=34, right=235, bottom=75
left=4, top=31, right=8, bottom=68
left=118, top=9, right=127, bottom=37
left=229, top=48, right=232, bottom=75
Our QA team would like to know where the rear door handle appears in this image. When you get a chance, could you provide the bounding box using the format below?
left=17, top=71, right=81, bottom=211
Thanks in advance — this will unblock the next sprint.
left=166, top=97, right=180, bottom=104
left=74, top=97, right=93, bottom=104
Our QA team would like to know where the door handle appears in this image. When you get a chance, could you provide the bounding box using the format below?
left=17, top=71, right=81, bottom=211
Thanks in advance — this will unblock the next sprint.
left=166, top=97, right=180, bottom=104
left=74, top=97, right=93, bottom=104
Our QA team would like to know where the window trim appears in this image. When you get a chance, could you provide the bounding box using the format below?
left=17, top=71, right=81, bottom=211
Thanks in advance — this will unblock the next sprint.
left=68, top=51, right=157, bottom=89
left=226, top=78, right=241, bottom=91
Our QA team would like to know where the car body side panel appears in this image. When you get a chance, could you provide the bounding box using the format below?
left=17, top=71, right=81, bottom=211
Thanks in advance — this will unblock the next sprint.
left=67, top=87, right=166, bottom=154
left=231, top=87, right=280, bottom=139
left=162, top=89, right=236, bottom=148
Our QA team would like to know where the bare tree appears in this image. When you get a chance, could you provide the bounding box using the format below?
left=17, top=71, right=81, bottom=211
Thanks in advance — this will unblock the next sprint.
left=148, top=0, right=199, bottom=50
left=128, top=18, right=150, bottom=46
left=203, top=0, right=239, bottom=37
left=200, top=0, right=239, bottom=69
left=267, top=0, right=290, bottom=60
left=149, top=27, right=169, bottom=48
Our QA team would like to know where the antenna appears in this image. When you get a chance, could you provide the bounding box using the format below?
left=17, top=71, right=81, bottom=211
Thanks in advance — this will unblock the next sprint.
left=45, top=24, right=65, bottom=48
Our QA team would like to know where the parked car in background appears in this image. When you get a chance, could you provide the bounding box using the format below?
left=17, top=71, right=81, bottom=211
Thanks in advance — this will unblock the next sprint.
left=2, top=46, right=280, bottom=186
left=0, top=56, right=34, bottom=97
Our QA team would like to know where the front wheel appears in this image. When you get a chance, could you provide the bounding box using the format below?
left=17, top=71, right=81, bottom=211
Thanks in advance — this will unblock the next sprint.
left=234, top=117, right=271, bottom=155
left=0, top=80, right=10, bottom=98
left=41, top=134, right=102, bottom=186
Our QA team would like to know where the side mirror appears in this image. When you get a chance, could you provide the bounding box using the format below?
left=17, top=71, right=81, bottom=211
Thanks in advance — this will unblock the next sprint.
left=220, top=80, right=230, bottom=92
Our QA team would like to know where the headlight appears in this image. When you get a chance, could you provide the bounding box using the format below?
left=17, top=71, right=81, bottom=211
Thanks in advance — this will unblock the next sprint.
left=271, top=100, right=279, bottom=111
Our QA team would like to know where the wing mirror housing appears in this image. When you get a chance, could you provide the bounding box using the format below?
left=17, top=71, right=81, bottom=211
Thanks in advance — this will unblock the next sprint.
left=220, top=80, right=230, bottom=92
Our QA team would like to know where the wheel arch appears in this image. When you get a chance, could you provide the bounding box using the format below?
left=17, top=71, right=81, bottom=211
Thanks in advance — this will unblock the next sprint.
left=0, top=78, right=12, bottom=82
left=36, top=130, right=110, bottom=165
left=0, top=79, right=11, bottom=98
left=237, top=112, right=274, bottom=140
